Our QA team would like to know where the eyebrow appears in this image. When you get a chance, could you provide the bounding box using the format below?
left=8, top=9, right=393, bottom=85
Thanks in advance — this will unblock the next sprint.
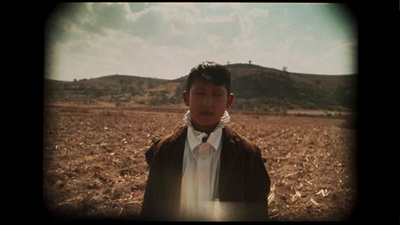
left=192, top=85, right=226, bottom=92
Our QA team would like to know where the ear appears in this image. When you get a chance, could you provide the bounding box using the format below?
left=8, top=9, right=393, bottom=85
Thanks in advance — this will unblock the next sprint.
left=182, top=91, right=190, bottom=106
left=226, top=93, right=234, bottom=108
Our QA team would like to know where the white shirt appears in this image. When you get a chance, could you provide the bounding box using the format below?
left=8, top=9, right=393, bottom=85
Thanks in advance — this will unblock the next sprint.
left=179, top=111, right=229, bottom=220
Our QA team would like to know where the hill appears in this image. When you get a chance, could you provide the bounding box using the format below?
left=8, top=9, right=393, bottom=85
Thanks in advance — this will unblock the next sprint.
left=227, top=64, right=356, bottom=111
left=44, top=64, right=357, bottom=111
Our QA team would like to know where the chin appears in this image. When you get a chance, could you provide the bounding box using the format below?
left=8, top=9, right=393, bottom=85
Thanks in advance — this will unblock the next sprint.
left=193, top=117, right=219, bottom=128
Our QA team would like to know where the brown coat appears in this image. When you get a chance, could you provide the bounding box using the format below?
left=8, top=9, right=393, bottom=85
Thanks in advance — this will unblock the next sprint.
left=140, top=125, right=271, bottom=221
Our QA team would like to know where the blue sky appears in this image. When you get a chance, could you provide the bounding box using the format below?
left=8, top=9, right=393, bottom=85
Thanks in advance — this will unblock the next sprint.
left=45, top=3, right=357, bottom=81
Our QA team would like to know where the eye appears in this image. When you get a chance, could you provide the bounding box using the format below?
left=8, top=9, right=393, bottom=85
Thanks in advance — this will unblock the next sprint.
left=212, top=91, right=224, bottom=97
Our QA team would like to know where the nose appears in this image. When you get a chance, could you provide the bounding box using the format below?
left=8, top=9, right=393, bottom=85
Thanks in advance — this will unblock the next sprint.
left=202, top=96, right=213, bottom=107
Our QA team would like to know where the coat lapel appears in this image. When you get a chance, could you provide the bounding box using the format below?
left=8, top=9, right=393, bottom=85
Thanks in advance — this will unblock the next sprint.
left=162, top=125, right=241, bottom=203
left=156, top=125, right=243, bottom=212
left=218, top=126, right=242, bottom=196
left=163, top=126, right=187, bottom=203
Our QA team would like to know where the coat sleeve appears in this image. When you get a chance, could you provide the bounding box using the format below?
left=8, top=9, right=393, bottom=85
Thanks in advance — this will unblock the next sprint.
left=220, top=128, right=271, bottom=221
left=139, top=142, right=158, bottom=219
left=248, top=146, right=271, bottom=220
left=240, top=143, right=271, bottom=221
left=139, top=141, right=169, bottom=220
left=144, top=139, right=160, bottom=167
left=221, top=140, right=271, bottom=221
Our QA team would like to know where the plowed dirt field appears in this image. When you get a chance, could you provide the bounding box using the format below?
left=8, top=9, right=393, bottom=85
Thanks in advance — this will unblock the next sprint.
left=43, top=105, right=357, bottom=221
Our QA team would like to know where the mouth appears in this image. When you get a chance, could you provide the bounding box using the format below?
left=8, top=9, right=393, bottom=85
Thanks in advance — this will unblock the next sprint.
left=199, top=112, right=214, bottom=116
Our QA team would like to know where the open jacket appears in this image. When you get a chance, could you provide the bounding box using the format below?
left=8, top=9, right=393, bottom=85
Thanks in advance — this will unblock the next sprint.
left=140, top=125, right=271, bottom=221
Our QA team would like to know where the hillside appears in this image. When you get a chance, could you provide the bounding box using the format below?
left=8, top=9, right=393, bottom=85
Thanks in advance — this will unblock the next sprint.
left=227, top=64, right=357, bottom=111
left=44, top=64, right=357, bottom=111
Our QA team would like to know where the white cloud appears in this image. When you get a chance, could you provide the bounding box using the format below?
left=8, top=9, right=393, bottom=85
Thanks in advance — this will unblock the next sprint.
left=45, top=3, right=357, bottom=81
left=275, top=38, right=296, bottom=53
left=321, top=40, right=357, bottom=74
left=248, top=7, right=269, bottom=19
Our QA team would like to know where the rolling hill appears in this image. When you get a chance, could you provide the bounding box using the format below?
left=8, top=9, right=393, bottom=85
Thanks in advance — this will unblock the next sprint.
left=44, top=63, right=357, bottom=111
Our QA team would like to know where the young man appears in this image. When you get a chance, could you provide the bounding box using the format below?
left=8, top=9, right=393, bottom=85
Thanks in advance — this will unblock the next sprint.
left=140, top=62, right=271, bottom=221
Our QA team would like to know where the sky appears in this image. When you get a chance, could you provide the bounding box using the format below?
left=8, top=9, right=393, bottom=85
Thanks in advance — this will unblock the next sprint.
left=45, top=3, right=357, bottom=81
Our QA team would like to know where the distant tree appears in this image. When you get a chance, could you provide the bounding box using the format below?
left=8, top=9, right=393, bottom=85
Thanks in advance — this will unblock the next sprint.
left=148, top=82, right=155, bottom=89
left=137, top=80, right=144, bottom=89
left=120, top=85, right=129, bottom=93
left=129, top=87, right=137, bottom=96
left=282, top=66, right=288, bottom=72
left=93, top=90, right=102, bottom=98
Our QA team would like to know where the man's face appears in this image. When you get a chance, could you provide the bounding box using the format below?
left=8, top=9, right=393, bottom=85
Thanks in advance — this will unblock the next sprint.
left=183, top=78, right=233, bottom=132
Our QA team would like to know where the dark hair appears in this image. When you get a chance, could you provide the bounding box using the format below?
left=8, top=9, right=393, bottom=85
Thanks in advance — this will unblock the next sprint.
left=186, top=61, right=231, bottom=95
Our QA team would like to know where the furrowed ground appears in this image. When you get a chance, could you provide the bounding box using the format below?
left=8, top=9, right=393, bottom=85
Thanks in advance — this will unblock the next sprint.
left=43, top=104, right=357, bottom=221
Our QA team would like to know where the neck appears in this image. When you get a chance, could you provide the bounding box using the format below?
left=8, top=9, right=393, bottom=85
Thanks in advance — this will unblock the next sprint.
left=191, top=121, right=219, bottom=135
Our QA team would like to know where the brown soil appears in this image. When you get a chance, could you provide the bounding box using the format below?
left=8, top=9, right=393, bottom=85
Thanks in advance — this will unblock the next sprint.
left=43, top=105, right=357, bottom=221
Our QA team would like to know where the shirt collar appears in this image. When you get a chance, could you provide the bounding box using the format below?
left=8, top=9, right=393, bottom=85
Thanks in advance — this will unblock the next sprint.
left=183, top=110, right=230, bottom=152
left=187, top=126, right=222, bottom=152
left=183, top=110, right=230, bottom=130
